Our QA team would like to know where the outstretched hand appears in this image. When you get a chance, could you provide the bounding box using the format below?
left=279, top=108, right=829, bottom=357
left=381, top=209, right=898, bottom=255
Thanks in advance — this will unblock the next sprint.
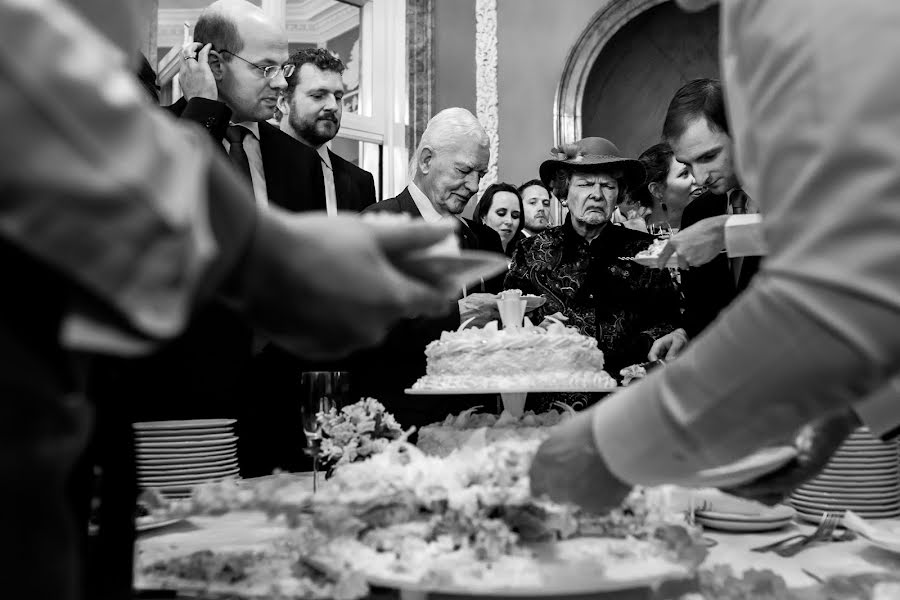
left=723, top=408, right=860, bottom=506
left=238, top=211, right=460, bottom=359
left=657, top=215, right=730, bottom=269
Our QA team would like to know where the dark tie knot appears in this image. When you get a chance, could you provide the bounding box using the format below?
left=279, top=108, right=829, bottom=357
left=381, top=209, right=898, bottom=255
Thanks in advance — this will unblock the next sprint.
left=731, top=189, right=749, bottom=214
left=226, top=125, right=250, bottom=145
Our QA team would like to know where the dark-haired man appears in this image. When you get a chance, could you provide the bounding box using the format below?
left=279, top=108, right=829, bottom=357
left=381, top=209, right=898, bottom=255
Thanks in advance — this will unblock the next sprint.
left=279, top=48, right=376, bottom=213
left=518, top=179, right=552, bottom=237
left=649, top=78, right=760, bottom=357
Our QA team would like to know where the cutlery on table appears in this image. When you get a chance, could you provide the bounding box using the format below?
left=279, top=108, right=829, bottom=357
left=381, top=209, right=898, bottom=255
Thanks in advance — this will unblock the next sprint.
left=751, top=512, right=842, bottom=554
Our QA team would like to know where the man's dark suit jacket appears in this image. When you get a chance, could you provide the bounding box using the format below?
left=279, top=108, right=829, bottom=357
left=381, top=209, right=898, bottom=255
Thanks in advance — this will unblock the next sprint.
left=330, top=149, right=377, bottom=212
left=680, top=190, right=761, bottom=338
left=351, top=188, right=503, bottom=432
left=169, top=97, right=326, bottom=212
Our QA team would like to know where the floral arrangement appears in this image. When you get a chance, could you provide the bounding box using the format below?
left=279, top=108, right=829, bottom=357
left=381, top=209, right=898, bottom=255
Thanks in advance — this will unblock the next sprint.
left=316, top=398, right=404, bottom=474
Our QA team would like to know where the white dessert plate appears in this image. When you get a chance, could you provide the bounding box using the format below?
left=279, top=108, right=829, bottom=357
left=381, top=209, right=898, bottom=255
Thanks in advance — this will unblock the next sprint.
left=136, top=428, right=234, bottom=439
left=679, top=446, right=798, bottom=489
left=695, top=515, right=793, bottom=532
left=399, top=250, right=510, bottom=289
left=136, top=449, right=238, bottom=463
left=137, top=458, right=239, bottom=472
left=134, top=419, right=236, bottom=431
left=814, top=473, right=900, bottom=485
left=790, top=496, right=900, bottom=510
left=800, top=482, right=900, bottom=495
left=136, top=439, right=238, bottom=450
left=625, top=254, right=679, bottom=269
left=461, top=292, right=547, bottom=312
left=695, top=503, right=796, bottom=524
left=140, top=476, right=240, bottom=490
left=134, top=433, right=236, bottom=443
left=139, top=469, right=240, bottom=485
left=136, top=517, right=185, bottom=533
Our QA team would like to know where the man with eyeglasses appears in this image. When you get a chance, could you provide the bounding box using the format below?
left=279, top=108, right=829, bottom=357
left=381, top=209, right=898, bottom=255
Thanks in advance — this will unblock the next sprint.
left=173, top=0, right=325, bottom=213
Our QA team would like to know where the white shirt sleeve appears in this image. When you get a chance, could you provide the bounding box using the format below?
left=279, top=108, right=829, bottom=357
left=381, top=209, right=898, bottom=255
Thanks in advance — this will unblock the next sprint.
left=724, top=214, right=767, bottom=257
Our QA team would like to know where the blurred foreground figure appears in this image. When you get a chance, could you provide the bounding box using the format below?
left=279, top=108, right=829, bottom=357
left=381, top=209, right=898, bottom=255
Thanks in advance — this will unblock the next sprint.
left=531, top=0, right=900, bottom=513
left=0, top=1, right=457, bottom=598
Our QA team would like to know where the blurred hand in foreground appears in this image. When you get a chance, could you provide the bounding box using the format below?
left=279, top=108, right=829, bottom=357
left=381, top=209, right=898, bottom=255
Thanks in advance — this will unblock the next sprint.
left=530, top=408, right=632, bottom=514
left=649, top=327, right=689, bottom=361
left=235, top=211, right=459, bottom=359
left=658, top=215, right=730, bottom=269
left=723, top=408, right=861, bottom=506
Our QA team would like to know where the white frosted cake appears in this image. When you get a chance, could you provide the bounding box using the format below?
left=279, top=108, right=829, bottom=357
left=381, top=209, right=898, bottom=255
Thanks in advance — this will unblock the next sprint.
left=417, top=407, right=572, bottom=457
left=411, top=319, right=616, bottom=391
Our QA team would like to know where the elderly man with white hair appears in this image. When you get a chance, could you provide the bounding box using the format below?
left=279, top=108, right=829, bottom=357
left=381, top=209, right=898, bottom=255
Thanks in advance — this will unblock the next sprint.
left=353, top=107, right=505, bottom=431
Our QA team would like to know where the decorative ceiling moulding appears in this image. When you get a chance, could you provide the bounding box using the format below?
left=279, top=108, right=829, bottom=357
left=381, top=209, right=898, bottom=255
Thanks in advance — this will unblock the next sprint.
left=406, top=0, right=434, bottom=157
left=158, top=3, right=358, bottom=47
left=553, top=0, right=667, bottom=147
left=475, top=0, right=499, bottom=192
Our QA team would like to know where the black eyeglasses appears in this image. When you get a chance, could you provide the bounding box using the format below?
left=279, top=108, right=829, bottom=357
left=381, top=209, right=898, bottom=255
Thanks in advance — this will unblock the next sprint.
left=218, top=49, right=295, bottom=80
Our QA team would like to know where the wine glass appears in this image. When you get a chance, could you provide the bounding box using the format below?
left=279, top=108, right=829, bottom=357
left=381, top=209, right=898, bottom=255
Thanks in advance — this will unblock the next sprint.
left=299, top=371, right=353, bottom=492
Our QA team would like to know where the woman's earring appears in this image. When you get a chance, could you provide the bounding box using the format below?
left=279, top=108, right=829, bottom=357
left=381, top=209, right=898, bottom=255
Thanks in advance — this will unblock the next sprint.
left=560, top=200, right=568, bottom=207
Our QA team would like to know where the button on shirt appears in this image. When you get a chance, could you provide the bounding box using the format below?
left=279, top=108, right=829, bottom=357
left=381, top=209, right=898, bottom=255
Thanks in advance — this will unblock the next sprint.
left=222, top=121, right=268, bottom=210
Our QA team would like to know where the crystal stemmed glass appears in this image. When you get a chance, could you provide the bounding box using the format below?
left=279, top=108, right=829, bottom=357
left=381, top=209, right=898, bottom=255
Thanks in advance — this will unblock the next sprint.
left=299, top=371, right=352, bottom=492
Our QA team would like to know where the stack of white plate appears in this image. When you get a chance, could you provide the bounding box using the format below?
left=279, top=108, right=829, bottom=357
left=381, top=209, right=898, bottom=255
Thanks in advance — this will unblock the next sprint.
left=134, top=419, right=240, bottom=499
left=790, top=427, right=900, bottom=523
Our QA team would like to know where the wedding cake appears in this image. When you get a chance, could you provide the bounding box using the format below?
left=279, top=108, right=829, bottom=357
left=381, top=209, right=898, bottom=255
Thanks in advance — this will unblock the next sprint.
left=411, top=319, right=616, bottom=392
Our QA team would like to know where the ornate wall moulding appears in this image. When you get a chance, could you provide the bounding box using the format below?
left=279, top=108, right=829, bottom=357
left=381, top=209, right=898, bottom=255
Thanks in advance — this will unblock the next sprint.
left=475, top=0, right=499, bottom=192
left=553, top=0, right=668, bottom=147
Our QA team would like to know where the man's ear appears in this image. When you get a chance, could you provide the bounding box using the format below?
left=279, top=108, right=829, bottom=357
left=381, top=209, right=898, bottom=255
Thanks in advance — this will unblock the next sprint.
left=276, top=94, right=290, bottom=117
left=648, top=181, right=665, bottom=201
left=208, top=50, right=226, bottom=81
left=418, top=146, right=435, bottom=175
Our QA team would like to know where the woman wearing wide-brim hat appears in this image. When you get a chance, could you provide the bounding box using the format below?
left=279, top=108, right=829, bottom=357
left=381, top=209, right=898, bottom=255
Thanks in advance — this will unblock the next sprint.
left=505, top=137, right=684, bottom=410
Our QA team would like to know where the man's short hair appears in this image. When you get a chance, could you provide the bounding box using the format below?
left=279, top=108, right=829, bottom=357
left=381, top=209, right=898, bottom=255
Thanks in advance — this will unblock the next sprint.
left=517, top=179, right=551, bottom=198
left=285, top=48, right=345, bottom=97
left=193, top=12, right=243, bottom=60
left=410, top=108, right=488, bottom=178
left=662, top=78, right=729, bottom=143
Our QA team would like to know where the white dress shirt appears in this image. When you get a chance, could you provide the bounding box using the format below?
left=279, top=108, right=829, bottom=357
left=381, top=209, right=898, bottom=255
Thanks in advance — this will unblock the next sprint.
left=590, top=0, right=900, bottom=485
left=316, top=145, right=338, bottom=217
left=408, top=181, right=450, bottom=223
left=223, top=121, right=268, bottom=210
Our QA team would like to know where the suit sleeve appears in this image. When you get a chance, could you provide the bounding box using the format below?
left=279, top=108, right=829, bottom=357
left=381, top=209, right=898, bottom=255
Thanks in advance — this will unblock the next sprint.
left=588, top=0, right=900, bottom=485
left=179, top=97, right=232, bottom=142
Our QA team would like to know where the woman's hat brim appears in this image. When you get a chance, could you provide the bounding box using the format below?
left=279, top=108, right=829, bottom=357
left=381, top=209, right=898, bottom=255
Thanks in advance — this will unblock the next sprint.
left=539, top=156, right=646, bottom=190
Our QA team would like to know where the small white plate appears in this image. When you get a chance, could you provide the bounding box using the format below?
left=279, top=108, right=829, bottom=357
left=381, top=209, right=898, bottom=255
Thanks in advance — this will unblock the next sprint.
left=695, top=515, right=793, bottom=532
left=136, top=448, right=237, bottom=463
left=814, top=474, right=899, bottom=485
left=139, top=469, right=240, bottom=485
left=800, top=483, right=900, bottom=495
left=134, top=419, right=236, bottom=431
left=795, top=509, right=900, bottom=524
left=137, top=465, right=240, bottom=479
left=695, top=503, right=796, bottom=524
left=135, top=517, right=185, bottom=533
left=137, top=457, right=239, bottom=472
left=625, top=254, right=679, bottom=269
left=135, top=427, right=234, bottom=438
left=134, top=433, right=236, bottom=443
left=140, top=475, right=240, bottom=490
left=679, top=446, right=798, bottom=489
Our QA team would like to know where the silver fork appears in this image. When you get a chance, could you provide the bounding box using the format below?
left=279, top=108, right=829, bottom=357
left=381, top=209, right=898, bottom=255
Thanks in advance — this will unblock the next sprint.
left=751, top=512, right=839, bottom=553
left=774, top=512, right=841, bottom=557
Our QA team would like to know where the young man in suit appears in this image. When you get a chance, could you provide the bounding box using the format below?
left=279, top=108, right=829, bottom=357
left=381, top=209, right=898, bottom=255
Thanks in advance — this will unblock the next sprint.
left=354, top=108, right=503, bottom=430
left=649, top=78, right=761, bottom=358
left=278, top=48, right=377, bottom=213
